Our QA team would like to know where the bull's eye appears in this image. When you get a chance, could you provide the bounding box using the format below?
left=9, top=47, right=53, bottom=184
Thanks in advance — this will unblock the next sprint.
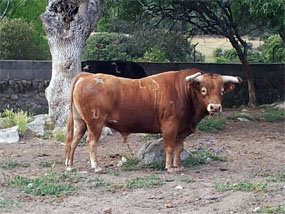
left=221, top=88, right=225, bottom=95
left=201, top=87, right=207, bottom=96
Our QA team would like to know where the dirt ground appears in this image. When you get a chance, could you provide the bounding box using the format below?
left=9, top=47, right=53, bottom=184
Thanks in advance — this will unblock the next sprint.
left=0, top=108, right=284, bottom=214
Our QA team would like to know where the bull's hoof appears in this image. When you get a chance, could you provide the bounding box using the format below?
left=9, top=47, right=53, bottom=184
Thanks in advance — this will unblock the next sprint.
left=167, top=167, right=176, bottom=173
left=175, top=166, right=184, bottom=172
left=94, top=166, right=103, bottom=173
left=66, top=166, right=73, bottom=171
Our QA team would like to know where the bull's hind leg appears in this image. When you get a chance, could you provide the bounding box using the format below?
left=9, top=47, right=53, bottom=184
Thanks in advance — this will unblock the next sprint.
left=86, top=122, right=104, bottom=173
left=65, top=119, right=86, bottom=171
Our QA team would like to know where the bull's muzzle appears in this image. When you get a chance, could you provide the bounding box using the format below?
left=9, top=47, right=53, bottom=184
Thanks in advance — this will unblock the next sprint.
left=207, top=104, right=222, bottom=114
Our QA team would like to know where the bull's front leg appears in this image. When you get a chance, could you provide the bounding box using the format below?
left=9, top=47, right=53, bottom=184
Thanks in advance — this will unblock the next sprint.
left=162, top=121, right=178, bottom=173
left=173, top=140, right=184, bottom=172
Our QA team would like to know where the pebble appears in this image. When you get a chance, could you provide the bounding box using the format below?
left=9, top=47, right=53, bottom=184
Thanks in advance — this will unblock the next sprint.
left=165, top=204, right=173, bottom=208
left=102, top=207, right=112, bottom=214
left=175, top=185, right=183, bottom=190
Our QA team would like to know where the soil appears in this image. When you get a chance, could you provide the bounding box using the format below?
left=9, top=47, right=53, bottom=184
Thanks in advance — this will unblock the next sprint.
left=0, top=108, right=284, bottom=214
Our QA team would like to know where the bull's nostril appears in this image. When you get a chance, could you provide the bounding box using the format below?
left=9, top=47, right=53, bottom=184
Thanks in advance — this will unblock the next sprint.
left=210, top=105, right=214, bottom=110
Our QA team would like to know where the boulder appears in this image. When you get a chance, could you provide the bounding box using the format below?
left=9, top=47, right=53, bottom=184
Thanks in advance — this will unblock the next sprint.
left=275, top=101, right=285, bottom=110
left=99, top=127, right=113, bottom=141
left=0, top=126, right=19, bottom=143
left=26, top=114, right=48, bottom=136
left=138, top=138, right=192, bottom=164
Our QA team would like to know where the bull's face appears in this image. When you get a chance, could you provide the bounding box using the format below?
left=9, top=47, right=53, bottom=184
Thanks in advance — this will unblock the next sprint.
left=186, top=72, right=242, bottom=115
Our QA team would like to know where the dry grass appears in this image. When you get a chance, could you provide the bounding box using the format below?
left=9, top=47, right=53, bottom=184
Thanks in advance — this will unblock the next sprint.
left=190, top=36, right=264, bottom=62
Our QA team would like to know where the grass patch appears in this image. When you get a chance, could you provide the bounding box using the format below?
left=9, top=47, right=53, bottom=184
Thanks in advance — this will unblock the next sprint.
left=180, top=177, right=196, bottom=183
left=0, top=198, right=17, bottom=211
left=259, top=107, right=285, bottom=122
left=125, top=175, right=165, bottom=189
left=106, top=169, right=120, bottom=176
left=119, top=154, right=140, bottom=171
left=0, top=109, right=33, bottom=134
left=198, top=117, right=226, bottom=133
left=141, top=133, right=162, bottom=142
left=215, top=180, right=267, bottom=193
left=257, top=205, right=285, bottom=214
left=53, top=130, right=65, bottom=142
left=0, top=161, right=30, bottom=170
left=183, top=139, right=227, bottom=168
left=227, top=112, right=256, bottom=121
left=5, top=171, right=74, bottom=196
left=92, top=177, right=123, bottom=191
left=39, top=161, right=63, bottom=168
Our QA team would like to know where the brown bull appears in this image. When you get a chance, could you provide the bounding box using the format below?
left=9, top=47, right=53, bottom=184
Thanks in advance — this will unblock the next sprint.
left=64, top=68, right=242, bottom=172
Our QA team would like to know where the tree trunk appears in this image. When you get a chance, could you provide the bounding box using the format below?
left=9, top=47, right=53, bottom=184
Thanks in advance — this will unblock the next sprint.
left=228, top=36, right=257, bottom=107
left=41, top=0, right=102, bottom=127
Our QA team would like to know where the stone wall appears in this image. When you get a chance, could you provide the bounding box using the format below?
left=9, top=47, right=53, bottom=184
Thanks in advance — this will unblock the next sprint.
left=0, top=79, right=50, bottom=114
left=0, top=60, right=284, bottom=114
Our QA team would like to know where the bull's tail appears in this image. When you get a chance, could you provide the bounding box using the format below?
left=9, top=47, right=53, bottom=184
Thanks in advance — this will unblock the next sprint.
left=63, top=72, right=91, bottom=161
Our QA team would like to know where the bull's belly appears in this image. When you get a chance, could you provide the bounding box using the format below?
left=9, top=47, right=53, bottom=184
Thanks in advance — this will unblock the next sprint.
left=105, top=119, right=161, bottom=134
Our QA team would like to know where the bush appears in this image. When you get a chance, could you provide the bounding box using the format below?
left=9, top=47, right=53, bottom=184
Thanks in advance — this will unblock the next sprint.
left=82, top=32, right=132, bottom=61
left=259, top=35, right=285, bottom=63
left=0, top=18, right=50, bottom=60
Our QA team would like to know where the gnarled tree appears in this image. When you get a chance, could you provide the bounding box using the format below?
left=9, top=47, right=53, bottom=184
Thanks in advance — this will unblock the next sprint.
left=41, top=0, right=102, bottom=127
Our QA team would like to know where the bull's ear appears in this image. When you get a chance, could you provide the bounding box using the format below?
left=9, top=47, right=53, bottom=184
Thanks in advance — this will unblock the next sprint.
left=224, top=82, right=236, bottom=93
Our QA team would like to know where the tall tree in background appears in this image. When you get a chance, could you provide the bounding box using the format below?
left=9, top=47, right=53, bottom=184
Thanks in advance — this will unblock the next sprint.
left=41, top=0, right=102, bottom=127
left=137, top=0, right=260, bottom=106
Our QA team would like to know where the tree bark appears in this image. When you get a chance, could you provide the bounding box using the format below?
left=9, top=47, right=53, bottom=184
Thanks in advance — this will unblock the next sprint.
left=228, top=36, right=256, bottom=107
left=41, top=0, right=102, bottom=127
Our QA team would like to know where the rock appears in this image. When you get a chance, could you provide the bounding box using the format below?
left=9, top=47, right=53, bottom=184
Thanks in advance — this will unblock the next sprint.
left=99, top=127, right=113, bottom=140
left=26, top=114, right=48, bottom=136
left=0, top=118, right=14, bottom=129
left=0, top=126, right=20, bottom=143
left=237, top=117, right=247, bottom=122
left=275, top=101, right=285, bottom=110
left=102, top=207, right=112, bottom=214
left=138, top=138, right=192, bottom=164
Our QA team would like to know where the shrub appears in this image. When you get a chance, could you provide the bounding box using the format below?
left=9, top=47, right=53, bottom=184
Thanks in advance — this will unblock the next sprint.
left=0, top=18, right=50, bottom=60
left=82, top=32, right=132, bottom=61
left=1, top=109, right=32, bottom=135
left=259, top=35, right=285, bottom=63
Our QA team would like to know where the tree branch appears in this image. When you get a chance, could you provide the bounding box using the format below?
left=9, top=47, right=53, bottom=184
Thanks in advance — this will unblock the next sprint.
left=0, top=0, right=10, bottom=22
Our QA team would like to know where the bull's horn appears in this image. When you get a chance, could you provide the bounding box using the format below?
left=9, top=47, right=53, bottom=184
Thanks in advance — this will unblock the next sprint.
left=185, top=72, right=202, bottom=82
left=222, top=76, right=242, bottom=83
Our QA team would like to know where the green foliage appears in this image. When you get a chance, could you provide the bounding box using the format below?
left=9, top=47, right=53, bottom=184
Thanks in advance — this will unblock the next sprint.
left=214, top=48, right=264, bottom=63
left=91, top=177, right=123, bottom=191
left=125, top=175, right=165, bottom=189
left=141, top=133, right=162, bottom=142
left=259, top=35, right=285, bottom=63
left=0, top=161, right=30, bottom=170
left=0, top=18, right=50, bottom=60
left=82, top=32, right=131, bottom=61
left=0, top=198, right=17, bottom=211
left=260, top=107, right=285, bottom=122
left=39, top=161, right=63, bottom=168
left=227, top=112, right=256, bottom=121
left=6, top=172, right=74, bottom=196
left=0, top=0, right=48, bottom=36
left=53, top=130, right=66, bottom=142
left=119, top=154, right=140, bottom=171
left=1, top=109, right=33, bottom=134
left=183, top=139, right=227, bottom=168
left=180, top=177, right=196, bottom=183
left=257, top=205, right=285, bottom=214
left=141, top=47, right=167, bottom=62
left=215, top=180, right=267, bottom=192
left=198, top=117, right=226, bottom=133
